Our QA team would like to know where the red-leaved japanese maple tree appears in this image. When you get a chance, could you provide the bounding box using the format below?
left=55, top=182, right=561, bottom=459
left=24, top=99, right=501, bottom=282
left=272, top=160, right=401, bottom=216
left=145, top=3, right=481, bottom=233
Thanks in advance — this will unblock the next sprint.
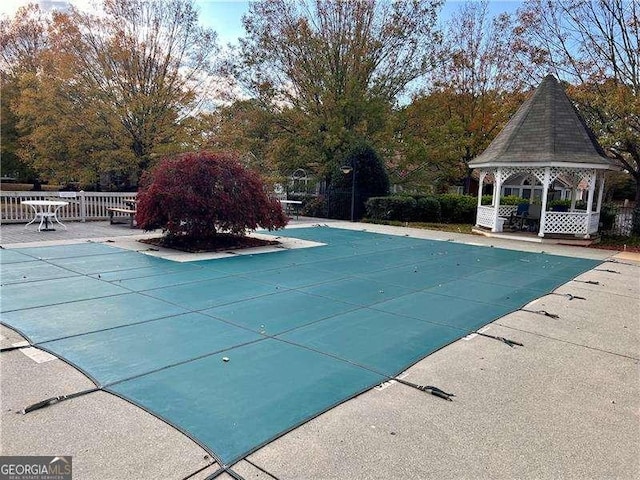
left=136, top=151, right=288, bottom=238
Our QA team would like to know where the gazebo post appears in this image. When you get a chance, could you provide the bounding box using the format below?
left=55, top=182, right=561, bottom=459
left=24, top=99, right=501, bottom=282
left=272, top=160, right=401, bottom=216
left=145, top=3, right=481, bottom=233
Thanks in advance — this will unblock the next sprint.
left=492, top=168, right=502, bottom=232
left=596, top=172, right=605, bottom=213
left=476, top=172, right=485, bottom=227
left=538, top=167, right=551, bottom=237
left=584, top=171, right=596, bottom=237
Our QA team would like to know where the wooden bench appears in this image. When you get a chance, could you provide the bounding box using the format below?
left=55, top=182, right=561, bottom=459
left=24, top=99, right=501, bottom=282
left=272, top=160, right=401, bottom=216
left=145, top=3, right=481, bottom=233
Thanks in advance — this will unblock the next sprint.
left=107, top=207, right=136, bottom=228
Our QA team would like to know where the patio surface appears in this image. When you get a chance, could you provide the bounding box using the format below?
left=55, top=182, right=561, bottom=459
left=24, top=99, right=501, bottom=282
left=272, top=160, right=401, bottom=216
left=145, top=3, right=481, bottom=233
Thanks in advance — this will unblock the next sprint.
left=1, top=219, right=638, bottom=479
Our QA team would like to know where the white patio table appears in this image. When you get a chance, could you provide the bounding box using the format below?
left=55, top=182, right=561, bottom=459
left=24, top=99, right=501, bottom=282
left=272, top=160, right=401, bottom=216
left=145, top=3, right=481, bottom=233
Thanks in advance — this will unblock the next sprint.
left=279, top=199, right=303, bottom=219
left=22, top=200, right=69, bottom=231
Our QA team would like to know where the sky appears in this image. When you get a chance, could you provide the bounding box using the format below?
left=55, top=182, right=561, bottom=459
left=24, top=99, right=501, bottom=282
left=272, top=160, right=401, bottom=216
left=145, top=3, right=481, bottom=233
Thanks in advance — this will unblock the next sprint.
left=1, top=0, right=524, bottom=45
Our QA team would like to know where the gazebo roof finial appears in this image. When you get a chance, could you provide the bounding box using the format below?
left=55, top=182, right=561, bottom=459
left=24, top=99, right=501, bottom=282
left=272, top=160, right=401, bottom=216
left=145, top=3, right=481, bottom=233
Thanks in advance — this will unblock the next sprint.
left=468, top=75, right=615, bottom=170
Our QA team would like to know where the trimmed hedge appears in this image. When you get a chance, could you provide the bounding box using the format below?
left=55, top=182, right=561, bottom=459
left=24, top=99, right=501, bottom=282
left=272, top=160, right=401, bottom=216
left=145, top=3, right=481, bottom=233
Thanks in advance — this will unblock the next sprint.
left=437, top=194, right=477, bottom=223
left=481, top=195, right=528, bottom=205
left=365, top=194, right=477, bottom=224
left=415, top=196, right=441, bottom=222
left=366, top=196, right=416, bottom=221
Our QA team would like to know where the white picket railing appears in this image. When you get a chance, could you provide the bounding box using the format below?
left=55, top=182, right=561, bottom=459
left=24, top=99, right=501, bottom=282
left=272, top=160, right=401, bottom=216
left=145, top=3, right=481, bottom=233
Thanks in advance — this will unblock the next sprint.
left=476, top=205, right=495, bottom=228
left=1, top=191, right=137, bottom=224
left=539, top=210, right=599, bottom=236
left=498, top=205, right=518, bottom=217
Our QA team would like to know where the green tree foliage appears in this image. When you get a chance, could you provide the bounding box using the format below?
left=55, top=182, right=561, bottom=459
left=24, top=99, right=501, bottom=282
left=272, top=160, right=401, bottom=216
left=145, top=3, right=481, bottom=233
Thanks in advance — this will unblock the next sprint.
left=393, top=0, right=527, bottom=193
left=1, top=0, right=219, bottom=188
left=327, top=142, right=390, bottom=220
left=198, top=99, right=287, bottom=184
left=515, top=0, right=640, bottom=203
left=237, top=0, right=443, bottom=176
left=0, top=4, right=49, bottom=183
left=0, top=76, right=36, bottom=181
left=136, top=151, right=288, bottom=238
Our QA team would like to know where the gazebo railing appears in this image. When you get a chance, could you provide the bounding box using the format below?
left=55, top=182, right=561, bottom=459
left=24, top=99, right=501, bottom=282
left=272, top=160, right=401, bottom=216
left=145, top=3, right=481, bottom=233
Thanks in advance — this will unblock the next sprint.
left=476, top=205, right=517, bottom=229
left=498, top=205, right=518, bottom=217
left=476, top=206, right=495, bottom=228
left=542, top=211, right=599, bottom=235
left=476, top=205, right=601, bottom=236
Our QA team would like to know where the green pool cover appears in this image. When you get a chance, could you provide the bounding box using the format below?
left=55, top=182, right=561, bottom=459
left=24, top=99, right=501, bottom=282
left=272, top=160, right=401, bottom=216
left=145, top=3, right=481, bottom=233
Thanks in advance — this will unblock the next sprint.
left=0, top=227, right=601, bottom=465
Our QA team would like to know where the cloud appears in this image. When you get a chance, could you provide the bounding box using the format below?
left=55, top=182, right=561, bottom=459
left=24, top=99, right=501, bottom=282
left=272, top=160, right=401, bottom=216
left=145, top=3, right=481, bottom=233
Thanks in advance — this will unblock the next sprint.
left=0, top=0, right=95, bottom=17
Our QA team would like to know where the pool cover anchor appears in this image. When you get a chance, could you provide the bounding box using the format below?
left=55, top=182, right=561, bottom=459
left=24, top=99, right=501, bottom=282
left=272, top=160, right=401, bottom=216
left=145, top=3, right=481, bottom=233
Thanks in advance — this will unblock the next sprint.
left=594, top=268, right=621, bottom=274
left=607, top=259, right=640, bottom=267
left=550, top=292, right=586, bottom=301
left=20, top=387, right=100, bottom=414
left=573, top=279, right=601, bottom=285
left=477, top=332, right=524, bottom=348
left=0, top=344, right=30, bottom=353
left=393, top=378, right=455, bottom=401
left=563, top=293, right=586, bottom=301
left=521, top=308, right=560, bottom=319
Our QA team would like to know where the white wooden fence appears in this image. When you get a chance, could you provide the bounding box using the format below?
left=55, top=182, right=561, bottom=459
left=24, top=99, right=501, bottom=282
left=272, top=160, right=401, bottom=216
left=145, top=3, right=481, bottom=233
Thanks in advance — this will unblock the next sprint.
left=1, top=191, right=137, bottom=224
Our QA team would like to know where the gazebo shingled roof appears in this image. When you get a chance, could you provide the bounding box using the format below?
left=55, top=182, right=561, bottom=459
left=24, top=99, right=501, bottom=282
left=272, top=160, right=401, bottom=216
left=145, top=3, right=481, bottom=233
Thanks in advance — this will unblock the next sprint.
left=469, top=74, right=614, bottom=169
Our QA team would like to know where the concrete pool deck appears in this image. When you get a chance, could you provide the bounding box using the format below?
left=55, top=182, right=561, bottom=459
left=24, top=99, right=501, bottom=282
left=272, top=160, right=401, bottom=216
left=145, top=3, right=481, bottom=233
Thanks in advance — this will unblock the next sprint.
left=1, top=220, right=638, bottom=479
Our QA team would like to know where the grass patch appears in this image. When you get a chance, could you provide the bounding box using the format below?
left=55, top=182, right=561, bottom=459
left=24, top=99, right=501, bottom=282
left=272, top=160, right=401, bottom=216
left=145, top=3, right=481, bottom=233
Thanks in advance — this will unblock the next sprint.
left=363, top=219, right=474, bottom=234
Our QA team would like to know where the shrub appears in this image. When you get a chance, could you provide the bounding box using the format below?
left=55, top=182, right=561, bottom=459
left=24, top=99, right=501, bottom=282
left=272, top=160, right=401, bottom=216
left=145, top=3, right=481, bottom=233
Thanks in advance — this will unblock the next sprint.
left=501, top=195, right=528, bottom=205
left=301, top=196, right=328, bottom=217
left=481, top=194, right=526, bottom=205
left=414, top=196, right=441, bottom=222
left=599, top=203, right=618, bottom=231
left=366, top=196, right=416, bottom=221
left=548, top=199, right=571, bottom=211
left=437, top=194, right=477, bottom=223
left=136, top=151, right=288, bottom=238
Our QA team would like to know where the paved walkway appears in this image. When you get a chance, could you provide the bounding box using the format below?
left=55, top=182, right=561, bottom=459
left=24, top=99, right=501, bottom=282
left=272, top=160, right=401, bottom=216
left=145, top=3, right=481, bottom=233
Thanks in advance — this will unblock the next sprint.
left=0, top=217, right=324, bottom=247
left=1, top=220, right=638, bottom=480
left=1, top=220, right=146, bottom=245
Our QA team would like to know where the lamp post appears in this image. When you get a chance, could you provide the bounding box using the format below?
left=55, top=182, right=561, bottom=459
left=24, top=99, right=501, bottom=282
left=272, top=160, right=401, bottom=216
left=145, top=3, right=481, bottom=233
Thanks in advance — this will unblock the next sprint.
left=340, top=163, right=356, bottom=222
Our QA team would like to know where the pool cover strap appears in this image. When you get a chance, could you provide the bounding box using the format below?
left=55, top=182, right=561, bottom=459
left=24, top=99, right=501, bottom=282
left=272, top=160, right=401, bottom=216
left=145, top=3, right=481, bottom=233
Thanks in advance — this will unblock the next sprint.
left=477, top=332, right=524, bottom=348
left=395, top=378, right=455, bottom=401
left=0, top=344, right=29, bottom=353
left=550, top=292, right=586, bottom=301
left=180, top=463, right=221, bottom=480
left=522, top=308, right=560, bottom=319
left=21, top=387, right=100, bottom=414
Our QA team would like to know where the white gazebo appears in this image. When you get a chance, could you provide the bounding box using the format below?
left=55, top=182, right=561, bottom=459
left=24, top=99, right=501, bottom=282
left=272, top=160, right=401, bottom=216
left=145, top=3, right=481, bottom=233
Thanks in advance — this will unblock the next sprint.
left=470, top=75, right=617, bottom=240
